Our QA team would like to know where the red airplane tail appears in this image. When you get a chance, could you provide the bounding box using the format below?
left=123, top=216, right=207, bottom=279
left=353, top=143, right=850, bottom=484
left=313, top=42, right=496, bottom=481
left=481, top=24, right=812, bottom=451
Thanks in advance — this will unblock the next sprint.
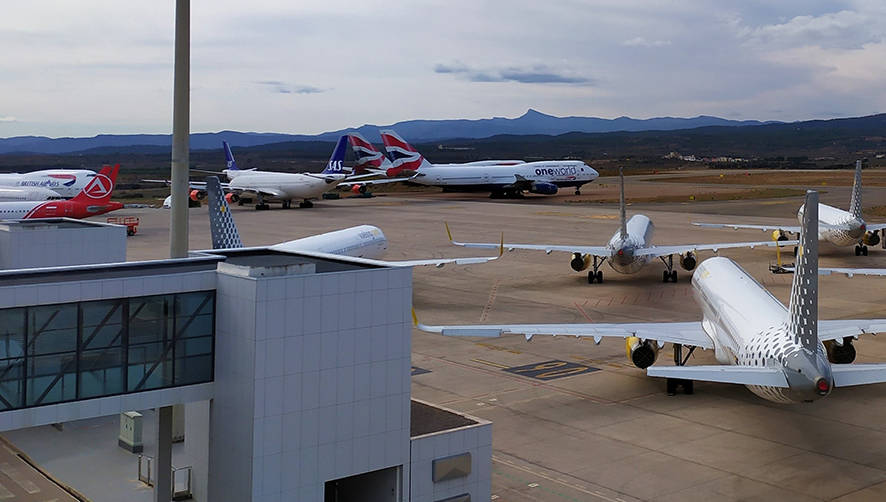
left=71, top=164, right=119, bottom=204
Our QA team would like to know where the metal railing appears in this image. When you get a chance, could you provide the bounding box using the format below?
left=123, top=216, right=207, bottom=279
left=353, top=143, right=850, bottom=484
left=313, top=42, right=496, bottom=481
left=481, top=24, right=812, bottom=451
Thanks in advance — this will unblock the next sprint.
left=137, top=455, right=192, bottom=500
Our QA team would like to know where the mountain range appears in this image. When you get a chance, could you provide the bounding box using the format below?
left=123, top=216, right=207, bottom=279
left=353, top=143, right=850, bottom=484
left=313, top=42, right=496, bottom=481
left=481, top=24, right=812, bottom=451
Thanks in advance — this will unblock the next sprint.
left=0, top=109, right=779, bottom=155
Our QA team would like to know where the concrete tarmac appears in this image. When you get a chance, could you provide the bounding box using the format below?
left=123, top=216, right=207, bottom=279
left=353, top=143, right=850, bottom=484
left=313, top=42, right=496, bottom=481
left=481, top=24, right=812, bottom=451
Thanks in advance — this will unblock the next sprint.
left=60, top=181, right=886, bottom=500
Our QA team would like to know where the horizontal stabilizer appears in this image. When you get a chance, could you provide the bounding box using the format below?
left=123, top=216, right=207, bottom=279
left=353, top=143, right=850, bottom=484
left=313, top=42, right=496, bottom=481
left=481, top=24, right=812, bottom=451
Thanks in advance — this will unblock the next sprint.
left=832, top=364, right=886, bottom=387
left=646, top=365, right=789, bottom=387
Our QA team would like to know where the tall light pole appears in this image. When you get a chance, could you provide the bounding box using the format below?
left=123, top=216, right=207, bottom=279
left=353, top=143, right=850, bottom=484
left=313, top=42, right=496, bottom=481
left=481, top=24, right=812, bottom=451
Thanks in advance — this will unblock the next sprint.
left=169, top=0, right=190, bottom=259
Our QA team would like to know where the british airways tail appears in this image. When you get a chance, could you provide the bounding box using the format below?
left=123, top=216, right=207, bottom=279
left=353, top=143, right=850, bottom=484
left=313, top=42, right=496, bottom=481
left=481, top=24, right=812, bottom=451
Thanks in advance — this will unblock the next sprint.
left=206, top=176, right=243, bottom=249
left=348, top=132, right=392, bottom=174
left=849, top=160, right=863, bottom=219
left=321, top=136, right=349, bottom=175
left=788, top=190, right=819, bottom=351
left=222, top=141, right=239, bottom=171
left=71, top=164, right=119, bottom=204
left=379, top=129, right=433, bottom=177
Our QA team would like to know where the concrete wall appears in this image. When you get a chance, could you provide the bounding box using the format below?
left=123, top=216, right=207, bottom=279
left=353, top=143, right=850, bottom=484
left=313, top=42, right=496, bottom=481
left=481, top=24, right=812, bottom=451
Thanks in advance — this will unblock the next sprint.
left=210, top=264, right=414, bottom=502
left=0, top=221, right=126, bottom=269
left=409, top=417, right=492, bottom=502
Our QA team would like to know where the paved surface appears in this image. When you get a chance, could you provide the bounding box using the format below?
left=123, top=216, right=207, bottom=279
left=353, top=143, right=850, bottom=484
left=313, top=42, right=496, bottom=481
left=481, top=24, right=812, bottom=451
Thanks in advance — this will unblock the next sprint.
left=0, top=437, right=80, bottom=501
left=10, top=174, right=886, bottom=501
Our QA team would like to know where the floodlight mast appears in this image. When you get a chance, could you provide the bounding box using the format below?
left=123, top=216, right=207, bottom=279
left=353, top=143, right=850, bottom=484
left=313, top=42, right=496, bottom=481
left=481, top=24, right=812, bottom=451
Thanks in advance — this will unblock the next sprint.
left=169, top=0, right=190, bottom=259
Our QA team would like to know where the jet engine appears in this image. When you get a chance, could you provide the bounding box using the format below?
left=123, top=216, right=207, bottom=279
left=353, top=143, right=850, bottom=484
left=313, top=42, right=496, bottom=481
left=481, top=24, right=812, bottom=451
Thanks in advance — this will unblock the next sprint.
left=570, top=252, right=591, bottom=272
left=529, top=182, right=559, bottom=195
left=189, top=189, right=206, bottom=201
left=351, top=184, right=367, bottom=194
left=771, top=229, right=789, bottom=241
left=680, top=252, right=697, bottom=271
left=224, top=192, right=239, bottom=204
left=863, top=230, right=880, bottom=247
left=626, top=336, right=659, bottom=369
left=825, top=338, right=856, bottom=364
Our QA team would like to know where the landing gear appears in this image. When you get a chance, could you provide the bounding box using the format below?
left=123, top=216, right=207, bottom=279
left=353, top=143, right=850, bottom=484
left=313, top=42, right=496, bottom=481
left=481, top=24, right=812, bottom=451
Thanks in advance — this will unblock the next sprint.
left=299, top=200, right=314, bottom=209
left=855, top=245, right=869, bottom=256
left=574, top=188, right=581, bottom=196
left=667, top=344, right=695, bottom=395
left=255, top=203, right=270, bottom=210
left=586, top=256, right=607, bottom=284
left=660, top=255, right=678, bottom=283
left=281, top=200, right=292, bottom=209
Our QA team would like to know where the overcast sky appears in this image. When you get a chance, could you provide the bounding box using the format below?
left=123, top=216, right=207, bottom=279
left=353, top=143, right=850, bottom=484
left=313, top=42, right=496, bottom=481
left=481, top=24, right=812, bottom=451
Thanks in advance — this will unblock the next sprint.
left=1, top=0, right=885, bottom=137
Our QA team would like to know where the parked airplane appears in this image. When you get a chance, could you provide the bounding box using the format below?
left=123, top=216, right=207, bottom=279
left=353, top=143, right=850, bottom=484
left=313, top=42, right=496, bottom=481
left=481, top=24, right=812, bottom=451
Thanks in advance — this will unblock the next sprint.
left=379, top=129, right=596, bottom=197
left=0, top=169, right=97, bottom=199
left=417, top=191, right=886, bottom=403
left=0, top=165, right=121, bottom=219
left=204, top=176, right=503, bottom=268
left=446, top=167, right=792, bottom=284
left=694, top=160, right=886, bottom=256
left=0, top=186, right=66, bottom=202
left=337, top=133, right=416, bottom=194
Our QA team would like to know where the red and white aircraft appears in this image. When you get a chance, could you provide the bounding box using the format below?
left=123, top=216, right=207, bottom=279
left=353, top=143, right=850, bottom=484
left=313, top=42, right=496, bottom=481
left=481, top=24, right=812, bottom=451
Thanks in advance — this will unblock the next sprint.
left=0, top=164, right=122, bottom=220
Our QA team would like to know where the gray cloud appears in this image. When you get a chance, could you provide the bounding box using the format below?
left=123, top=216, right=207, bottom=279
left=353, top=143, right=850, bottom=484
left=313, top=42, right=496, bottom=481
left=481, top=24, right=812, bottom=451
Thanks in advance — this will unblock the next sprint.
left=434, top=63, right=592, bottom=85
left=0, top=116, right=16, bottom=123
left=255, top=81, right=326, bottom=95
left=622, top=37, right=671, bottom=47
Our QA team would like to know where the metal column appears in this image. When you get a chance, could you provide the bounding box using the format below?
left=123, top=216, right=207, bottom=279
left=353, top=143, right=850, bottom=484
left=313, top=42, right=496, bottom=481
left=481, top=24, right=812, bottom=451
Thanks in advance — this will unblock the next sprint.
left=155, top=406, right=174, bottom=502
left=169, top=0, right=190, bottom=259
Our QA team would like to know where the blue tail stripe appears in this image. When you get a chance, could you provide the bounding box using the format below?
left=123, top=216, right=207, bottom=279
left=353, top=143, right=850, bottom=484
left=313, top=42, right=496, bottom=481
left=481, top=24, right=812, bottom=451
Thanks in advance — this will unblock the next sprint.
left=222, top=141, right=239, bottom=171
left=322, top=136, right=349, bottom=174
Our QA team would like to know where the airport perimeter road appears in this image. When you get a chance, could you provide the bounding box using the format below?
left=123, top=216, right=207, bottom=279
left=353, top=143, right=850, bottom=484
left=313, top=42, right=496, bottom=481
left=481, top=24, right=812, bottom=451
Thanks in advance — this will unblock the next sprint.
left=103, top=185, right=886, bottom=501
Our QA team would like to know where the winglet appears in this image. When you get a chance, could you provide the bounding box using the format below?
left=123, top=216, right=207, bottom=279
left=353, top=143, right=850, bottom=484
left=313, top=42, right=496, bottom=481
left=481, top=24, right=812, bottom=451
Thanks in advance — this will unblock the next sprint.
left=411, top=307, right=418, bottom=327
left=788, top=190, right=818, bottom=351
left=445, top=221, right=453, bottom=243
left=499, top=232, right=505, bottom=257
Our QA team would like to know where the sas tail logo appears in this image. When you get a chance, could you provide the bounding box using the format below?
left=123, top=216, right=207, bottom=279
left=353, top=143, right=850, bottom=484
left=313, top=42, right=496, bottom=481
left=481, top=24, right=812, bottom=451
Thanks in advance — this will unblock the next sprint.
left=380, top=129, right=425, bottom=177
left=348, top=133, right=386, bottom=172
left=222, top=141, right=239, bottom=171
left=322, top=136, right=349, bottom=174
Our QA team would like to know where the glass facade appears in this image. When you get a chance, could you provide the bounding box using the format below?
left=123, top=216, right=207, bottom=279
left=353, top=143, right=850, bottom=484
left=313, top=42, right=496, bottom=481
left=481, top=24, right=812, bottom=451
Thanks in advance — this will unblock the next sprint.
left=0, top=291, right=214, bottom=410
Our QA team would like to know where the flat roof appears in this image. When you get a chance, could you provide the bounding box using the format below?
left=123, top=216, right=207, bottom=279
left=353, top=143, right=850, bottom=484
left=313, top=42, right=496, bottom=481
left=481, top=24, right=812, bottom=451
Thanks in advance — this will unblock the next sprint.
left=0, top=254, right=224, bottom=286
left=213, top=248, right=382, bottom=273
left=410, top=400, right=478, bottom=437
left=0, top=218, right=117, bottom=231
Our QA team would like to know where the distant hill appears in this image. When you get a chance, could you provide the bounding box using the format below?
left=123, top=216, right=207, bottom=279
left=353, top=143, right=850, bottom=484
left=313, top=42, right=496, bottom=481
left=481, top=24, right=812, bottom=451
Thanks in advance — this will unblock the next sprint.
left=0, top=110, right=778, bottom=154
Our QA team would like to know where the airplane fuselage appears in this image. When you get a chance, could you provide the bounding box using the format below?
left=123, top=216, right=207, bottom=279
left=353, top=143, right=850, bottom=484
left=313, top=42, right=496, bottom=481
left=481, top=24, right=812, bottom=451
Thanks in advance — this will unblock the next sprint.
left=0, top=186, right=64, bottom=202
left=271, top=224, right=388, bottom=259
left=227, top=172, right=346, bottom=201
left=799, top=202, right=865, bottom=247
left=692, top=257, right=832, bottom=403
left=0, top=170, right=96, bottom=198
left=607, top=214, right=655, bottom=274
left=413, top=161, right=598, bottom=194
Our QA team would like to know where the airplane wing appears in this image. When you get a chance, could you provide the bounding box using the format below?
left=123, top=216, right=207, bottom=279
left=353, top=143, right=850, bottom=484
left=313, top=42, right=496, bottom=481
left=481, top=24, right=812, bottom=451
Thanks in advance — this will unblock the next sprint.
left=817, top=319, right=886, bottom=342
left=268, top=246, right=504, bottom=269
left=819, top=267, right=886, bottom=277
left=646, top=365, right=789, bottom=387
left=338, top=175, right=416, bottom=188
left=142, top=179, right=227, bottom=190
left=693, top=222, right=801, bottom=234
left=634, top=239, right=797, bottom=258
left=445, top=223, right=611, bottom=257
left=413, top=317, right=714, bottom=348
left=864, top=223, right=886, bottom=232
left=831, top=364, right=886, bottom=387
left=230, top=186, right=287, bottom=198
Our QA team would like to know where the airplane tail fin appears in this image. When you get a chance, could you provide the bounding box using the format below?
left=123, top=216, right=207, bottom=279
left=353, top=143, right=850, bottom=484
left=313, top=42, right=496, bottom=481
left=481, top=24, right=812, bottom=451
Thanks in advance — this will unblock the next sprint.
left=849, top=159, right=863, bottom=219
left=788, top=190, right=819, bottom=351
left=321, top=136, right=348, bottom=175
left=618, top=166, right=627, bottom=239
left=206, top=176, right=243, bottom=249
left=222, top=141, right=239, bottom=171
left=71, top=164, right=119, bottom=204
left=348, top=132, right=391, bottom=174
left=379, top=129, right=432, bottom=177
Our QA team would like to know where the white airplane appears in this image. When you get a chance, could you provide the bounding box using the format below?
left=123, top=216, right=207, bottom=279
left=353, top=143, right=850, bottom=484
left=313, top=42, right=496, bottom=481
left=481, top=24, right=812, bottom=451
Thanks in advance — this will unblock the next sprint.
left=0, top=169, right=96, bottom=198
left=694, top=160, right=886, bottom=256
left=336, top=133, right=417, bottom=195
left=380, top=129, right=597, bottom=197
left=204, top=176, right=503, bottom=268
left=417, top=191, right=886, bottom=403
left=446, top=167, right=793, bottom=284
left=0, top=186, right=65, bottom=202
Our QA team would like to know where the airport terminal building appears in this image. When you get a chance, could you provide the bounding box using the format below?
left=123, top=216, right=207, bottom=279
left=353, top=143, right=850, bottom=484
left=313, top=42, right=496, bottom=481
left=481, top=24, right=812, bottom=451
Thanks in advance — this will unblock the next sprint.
left=0, top=219, right=491, bottom=502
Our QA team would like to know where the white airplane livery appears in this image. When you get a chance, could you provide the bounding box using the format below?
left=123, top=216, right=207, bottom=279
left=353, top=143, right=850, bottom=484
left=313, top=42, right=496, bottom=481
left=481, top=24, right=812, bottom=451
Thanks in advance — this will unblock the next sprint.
left=447, top=167, right=793, bottom=283
left=204, top=176, right=503, bottom=268
left=417, top=191, right=886, bottom=403
left=0, top=186, right=65, bottom=202
left=695, top=160, right=886, bottom=256
left=380, top=130, right=598, bottom=197
left=0, top=169, right=96, bottom=198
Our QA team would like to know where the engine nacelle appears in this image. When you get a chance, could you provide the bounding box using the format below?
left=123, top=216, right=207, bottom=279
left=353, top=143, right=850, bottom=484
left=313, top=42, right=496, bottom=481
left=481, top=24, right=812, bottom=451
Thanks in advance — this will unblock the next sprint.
left=626, top=336, right=659, bottom=369
left=863, top=230, right=880, bottom=246
left=570, top=252, right=591, bottom=272
left=529, top=182, right=559, bottom=195
left=224, top=192, right=239, bottom=204
left=351, top=184, right=363, bottom=194
left=189, top=189, right=206, bottom=201
left=825, top=338, right=856, bottom=364
left=771, top=229, right=789, bottom=241
left=680, top=252, right=697, bottom=271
